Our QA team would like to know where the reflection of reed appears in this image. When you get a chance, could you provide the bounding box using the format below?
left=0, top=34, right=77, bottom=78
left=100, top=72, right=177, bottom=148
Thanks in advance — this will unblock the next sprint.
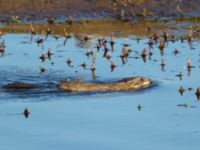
left=92, top=70, right=96, bottom=80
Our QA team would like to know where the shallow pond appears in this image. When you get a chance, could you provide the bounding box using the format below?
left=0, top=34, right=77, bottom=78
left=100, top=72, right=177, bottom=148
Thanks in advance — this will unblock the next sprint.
left=0, top=33, right=200, bottom=150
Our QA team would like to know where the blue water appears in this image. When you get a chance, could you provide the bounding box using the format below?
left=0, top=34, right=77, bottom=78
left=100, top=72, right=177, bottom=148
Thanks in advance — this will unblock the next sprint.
left=0, top=34, right=200, bottom=150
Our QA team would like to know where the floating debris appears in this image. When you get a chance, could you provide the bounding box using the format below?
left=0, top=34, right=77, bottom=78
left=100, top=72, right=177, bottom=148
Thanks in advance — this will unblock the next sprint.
left=148, top=37, right=153, bottom=47
left=110, top=61, right=116, bottom=72
left=91, top=62, right=96, bottom=72
left=123, top=39, right=130, bottom=47
left=0, top=31, right=2, bottom=38
left=177, top=103, right=188, bottom=108
left=11, top=16, right=21, bottom=23
left=141, top=48, right=147, bottom=63
left=81, top=61, right=86, bottom=70
left=47, top=48, right=53, bottom=60
left=0, top=40, right=5, bottom=53
left=47, top=17, right=56, bottom=24
left=187, top=57, right=192, bottom=70
left=106, top=53, right=111, bottom=60
left=103, top=46, right=109, bottom=57
left=187, top=31, right=193, bottom=43
left=160, top=59, right=165, bottom=71
left=159, top=40, right=165, bottom=54
left=110, top=34, right=115, bottom=51
left=23, top=107, right=30, bottom=118
left=66, top=58, right=72, bottom=67
left=37, top=38, right=44, bottom=46
left=66, top=15, right=73, bottom=25
left=39, top=52, right=46, bottom=62
left=148, top=48, right=153, bottom=59
left=179, top=86, right=185, bottom=96
left=39, top=66, right=46, bottom=73
left=137, top=104, right=142, bottom=111
left=54, top=35, right=60, bottom=40
left=163, top=31, right=168, bottom=41
left=188, top=87, right=193, bottom=91
left=174, top=48, right=178, bottom=55
left=153, top=32, right=159, bottom=41
left=195, top=87, right=200, bottom=100
left=45, top=27, right=52, bottom=39
left=171, top=33, right=175, bottom=42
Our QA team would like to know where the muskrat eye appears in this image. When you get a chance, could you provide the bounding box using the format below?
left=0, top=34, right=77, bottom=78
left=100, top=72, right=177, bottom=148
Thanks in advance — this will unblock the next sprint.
left=140, top=78, right=144, bottom=82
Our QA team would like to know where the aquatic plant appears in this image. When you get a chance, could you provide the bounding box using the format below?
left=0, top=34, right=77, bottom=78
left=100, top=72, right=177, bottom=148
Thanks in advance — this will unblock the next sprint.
left=11, top=16, right=21, bottom=24
left=137, top=104, right=142, bottom=111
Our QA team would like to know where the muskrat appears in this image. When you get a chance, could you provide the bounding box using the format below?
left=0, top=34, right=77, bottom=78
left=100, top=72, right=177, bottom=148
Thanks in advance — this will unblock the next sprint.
left=57, top=77, right=151, bottom=92
left=3, top=77, right=151, bottom=93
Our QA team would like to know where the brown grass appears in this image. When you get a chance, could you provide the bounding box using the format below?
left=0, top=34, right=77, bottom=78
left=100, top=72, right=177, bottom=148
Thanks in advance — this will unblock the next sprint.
left=0, top=20, right=167, bottom=37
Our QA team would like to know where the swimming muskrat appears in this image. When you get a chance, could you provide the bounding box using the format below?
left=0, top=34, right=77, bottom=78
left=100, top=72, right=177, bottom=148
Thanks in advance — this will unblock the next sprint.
left=57, top=77, right=151, bottom=92
left=2, top=77, right=151, bottom=93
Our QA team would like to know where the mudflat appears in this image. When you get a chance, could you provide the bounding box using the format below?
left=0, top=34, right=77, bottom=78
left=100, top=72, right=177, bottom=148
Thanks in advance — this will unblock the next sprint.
left=0, top=0, right=200, bottom=21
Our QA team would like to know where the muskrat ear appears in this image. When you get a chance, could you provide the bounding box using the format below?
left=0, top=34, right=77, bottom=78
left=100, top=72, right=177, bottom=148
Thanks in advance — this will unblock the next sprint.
left=140, top=78, right=144, bottom=82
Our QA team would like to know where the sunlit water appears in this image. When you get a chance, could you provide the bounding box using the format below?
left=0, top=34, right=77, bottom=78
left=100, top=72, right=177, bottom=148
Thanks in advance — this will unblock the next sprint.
left=0, top=34, right=200, bottom=150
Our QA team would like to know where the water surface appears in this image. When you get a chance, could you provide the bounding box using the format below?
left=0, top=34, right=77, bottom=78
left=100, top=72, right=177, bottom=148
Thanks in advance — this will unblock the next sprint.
left=0, top=34, right=200, bottom=150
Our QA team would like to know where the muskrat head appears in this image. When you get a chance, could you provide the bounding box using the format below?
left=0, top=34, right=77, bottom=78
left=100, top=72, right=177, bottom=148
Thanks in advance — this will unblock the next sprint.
left=126, top=77, right=151, bottom=89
